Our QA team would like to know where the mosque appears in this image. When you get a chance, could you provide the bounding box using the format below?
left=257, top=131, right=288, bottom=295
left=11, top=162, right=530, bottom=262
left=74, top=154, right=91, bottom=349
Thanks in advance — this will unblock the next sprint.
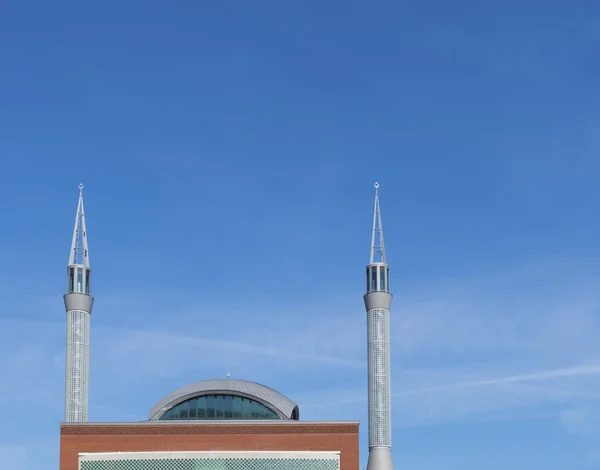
left=59, top=184, right=394, bottom=470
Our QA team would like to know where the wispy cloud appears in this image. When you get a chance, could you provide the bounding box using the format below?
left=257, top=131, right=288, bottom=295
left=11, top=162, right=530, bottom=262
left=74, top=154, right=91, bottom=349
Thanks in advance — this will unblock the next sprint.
left=0, top=440, right=56, bottom=470
left=103, top=327, right=365, bottom=378
left=303, top=363, right=600, bottom=409
left=395, top=364, right=600, bottom=398
left=94, top=405, right=147, bottom=422
left=0, top=445, right=29, bottom=470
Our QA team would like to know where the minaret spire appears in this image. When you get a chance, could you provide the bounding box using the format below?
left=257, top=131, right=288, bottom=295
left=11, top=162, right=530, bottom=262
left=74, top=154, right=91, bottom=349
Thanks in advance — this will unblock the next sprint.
left=370, top=182, right=386, bottom=265
left=69, top=184, right=90, bottom=267
left=364, top=182, right=394, bottom=470
left=64, top=184, right=94, bottom=423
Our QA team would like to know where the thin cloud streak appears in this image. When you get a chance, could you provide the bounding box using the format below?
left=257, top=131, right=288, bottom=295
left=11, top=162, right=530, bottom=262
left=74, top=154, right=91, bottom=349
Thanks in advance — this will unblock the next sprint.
left=94, top=405, right=147, bottom=422
left=394, top=364, right=600, bottom=398
left=103, top=328, right=365, bottom=374
left=304, top=364, right=600, bottom=410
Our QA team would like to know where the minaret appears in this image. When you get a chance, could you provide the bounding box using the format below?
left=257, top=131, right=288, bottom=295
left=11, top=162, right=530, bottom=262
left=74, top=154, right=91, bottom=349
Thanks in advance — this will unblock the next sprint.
left=364, top=182, right=394, bottom=470
left=63, top=184, right=94, bottom=422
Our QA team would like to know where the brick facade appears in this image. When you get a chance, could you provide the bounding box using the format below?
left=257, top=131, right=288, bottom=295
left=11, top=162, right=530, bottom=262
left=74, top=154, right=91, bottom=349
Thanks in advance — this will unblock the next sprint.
left=60, top=422, right=359, bottom=470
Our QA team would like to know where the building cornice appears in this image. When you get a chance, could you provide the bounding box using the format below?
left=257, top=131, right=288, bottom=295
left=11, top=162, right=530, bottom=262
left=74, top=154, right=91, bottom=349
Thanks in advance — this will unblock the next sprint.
left=60, top=421, right=359, bottom=436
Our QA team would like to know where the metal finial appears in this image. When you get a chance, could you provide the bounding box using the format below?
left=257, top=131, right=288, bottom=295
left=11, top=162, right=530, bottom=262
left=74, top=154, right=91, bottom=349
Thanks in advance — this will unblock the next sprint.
left=79, top=183, right=84, bottom=195
left=374, top=182, right=379, bottom=189
left=226, top=372, right=231, bottom=378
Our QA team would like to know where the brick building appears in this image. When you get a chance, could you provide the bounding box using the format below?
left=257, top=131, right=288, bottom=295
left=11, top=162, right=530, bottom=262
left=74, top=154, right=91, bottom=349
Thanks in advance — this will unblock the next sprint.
left=60, top=378, right=360, bottom=470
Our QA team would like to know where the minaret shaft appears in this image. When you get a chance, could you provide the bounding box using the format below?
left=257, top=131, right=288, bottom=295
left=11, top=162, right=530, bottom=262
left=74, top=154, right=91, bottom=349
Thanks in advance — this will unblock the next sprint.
left=367, top=308, right=391, bottom=446
left=64, top=309, right=90, bottom=422
left=364, top=182, right=394, bottom=470
left=64, top=184, right=94, bottom=423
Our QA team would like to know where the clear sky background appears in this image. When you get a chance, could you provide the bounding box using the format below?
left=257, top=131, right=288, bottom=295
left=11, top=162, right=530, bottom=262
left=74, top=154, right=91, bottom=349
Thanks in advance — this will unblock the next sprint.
left=0, top=1, right=599, bottom=469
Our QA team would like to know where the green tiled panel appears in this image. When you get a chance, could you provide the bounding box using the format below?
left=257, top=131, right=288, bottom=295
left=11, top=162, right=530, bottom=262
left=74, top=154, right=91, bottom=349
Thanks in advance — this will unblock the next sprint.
left=81, top=457, right=339, bottom=470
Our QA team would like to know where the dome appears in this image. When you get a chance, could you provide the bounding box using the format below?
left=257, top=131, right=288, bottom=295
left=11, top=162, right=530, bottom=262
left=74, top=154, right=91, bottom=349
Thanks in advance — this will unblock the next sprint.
left=148, top=378, right=300, bottom=421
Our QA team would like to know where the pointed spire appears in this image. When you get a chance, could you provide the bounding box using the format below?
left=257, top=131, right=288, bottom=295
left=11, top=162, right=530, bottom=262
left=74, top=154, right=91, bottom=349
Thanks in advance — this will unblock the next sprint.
left=68, top=184, right=90, bottom=267
left=369, top=182, right=386, bottom=265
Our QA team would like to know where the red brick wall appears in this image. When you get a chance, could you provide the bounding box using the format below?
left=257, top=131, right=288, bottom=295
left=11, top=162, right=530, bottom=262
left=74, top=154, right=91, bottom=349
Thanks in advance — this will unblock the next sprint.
left=60, top=423, right=359, bottom=470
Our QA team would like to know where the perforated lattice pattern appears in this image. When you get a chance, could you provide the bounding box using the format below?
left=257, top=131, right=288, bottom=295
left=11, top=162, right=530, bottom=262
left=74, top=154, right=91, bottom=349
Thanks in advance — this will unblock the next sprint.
left=80, top=457, right=339, bottom=470
left=367, top=308, right=391, bottom=447
left=65, top=309, right=90, bottom=422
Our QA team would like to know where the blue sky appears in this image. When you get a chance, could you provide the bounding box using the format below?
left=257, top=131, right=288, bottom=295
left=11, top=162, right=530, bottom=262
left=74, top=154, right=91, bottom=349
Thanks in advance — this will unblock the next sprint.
left=0, top=1, right=599, bottom=468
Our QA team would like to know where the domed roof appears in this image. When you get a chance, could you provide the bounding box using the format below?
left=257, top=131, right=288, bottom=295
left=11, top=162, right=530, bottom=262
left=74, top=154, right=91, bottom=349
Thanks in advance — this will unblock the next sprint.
left=148, top=378, right=299, bottom=420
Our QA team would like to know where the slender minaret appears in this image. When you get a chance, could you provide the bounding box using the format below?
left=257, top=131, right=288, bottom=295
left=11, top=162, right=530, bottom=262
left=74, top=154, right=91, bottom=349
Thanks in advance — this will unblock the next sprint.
left=63, top=184, right=94, bottom=422
left=364, top=182, right=394, bottom=470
